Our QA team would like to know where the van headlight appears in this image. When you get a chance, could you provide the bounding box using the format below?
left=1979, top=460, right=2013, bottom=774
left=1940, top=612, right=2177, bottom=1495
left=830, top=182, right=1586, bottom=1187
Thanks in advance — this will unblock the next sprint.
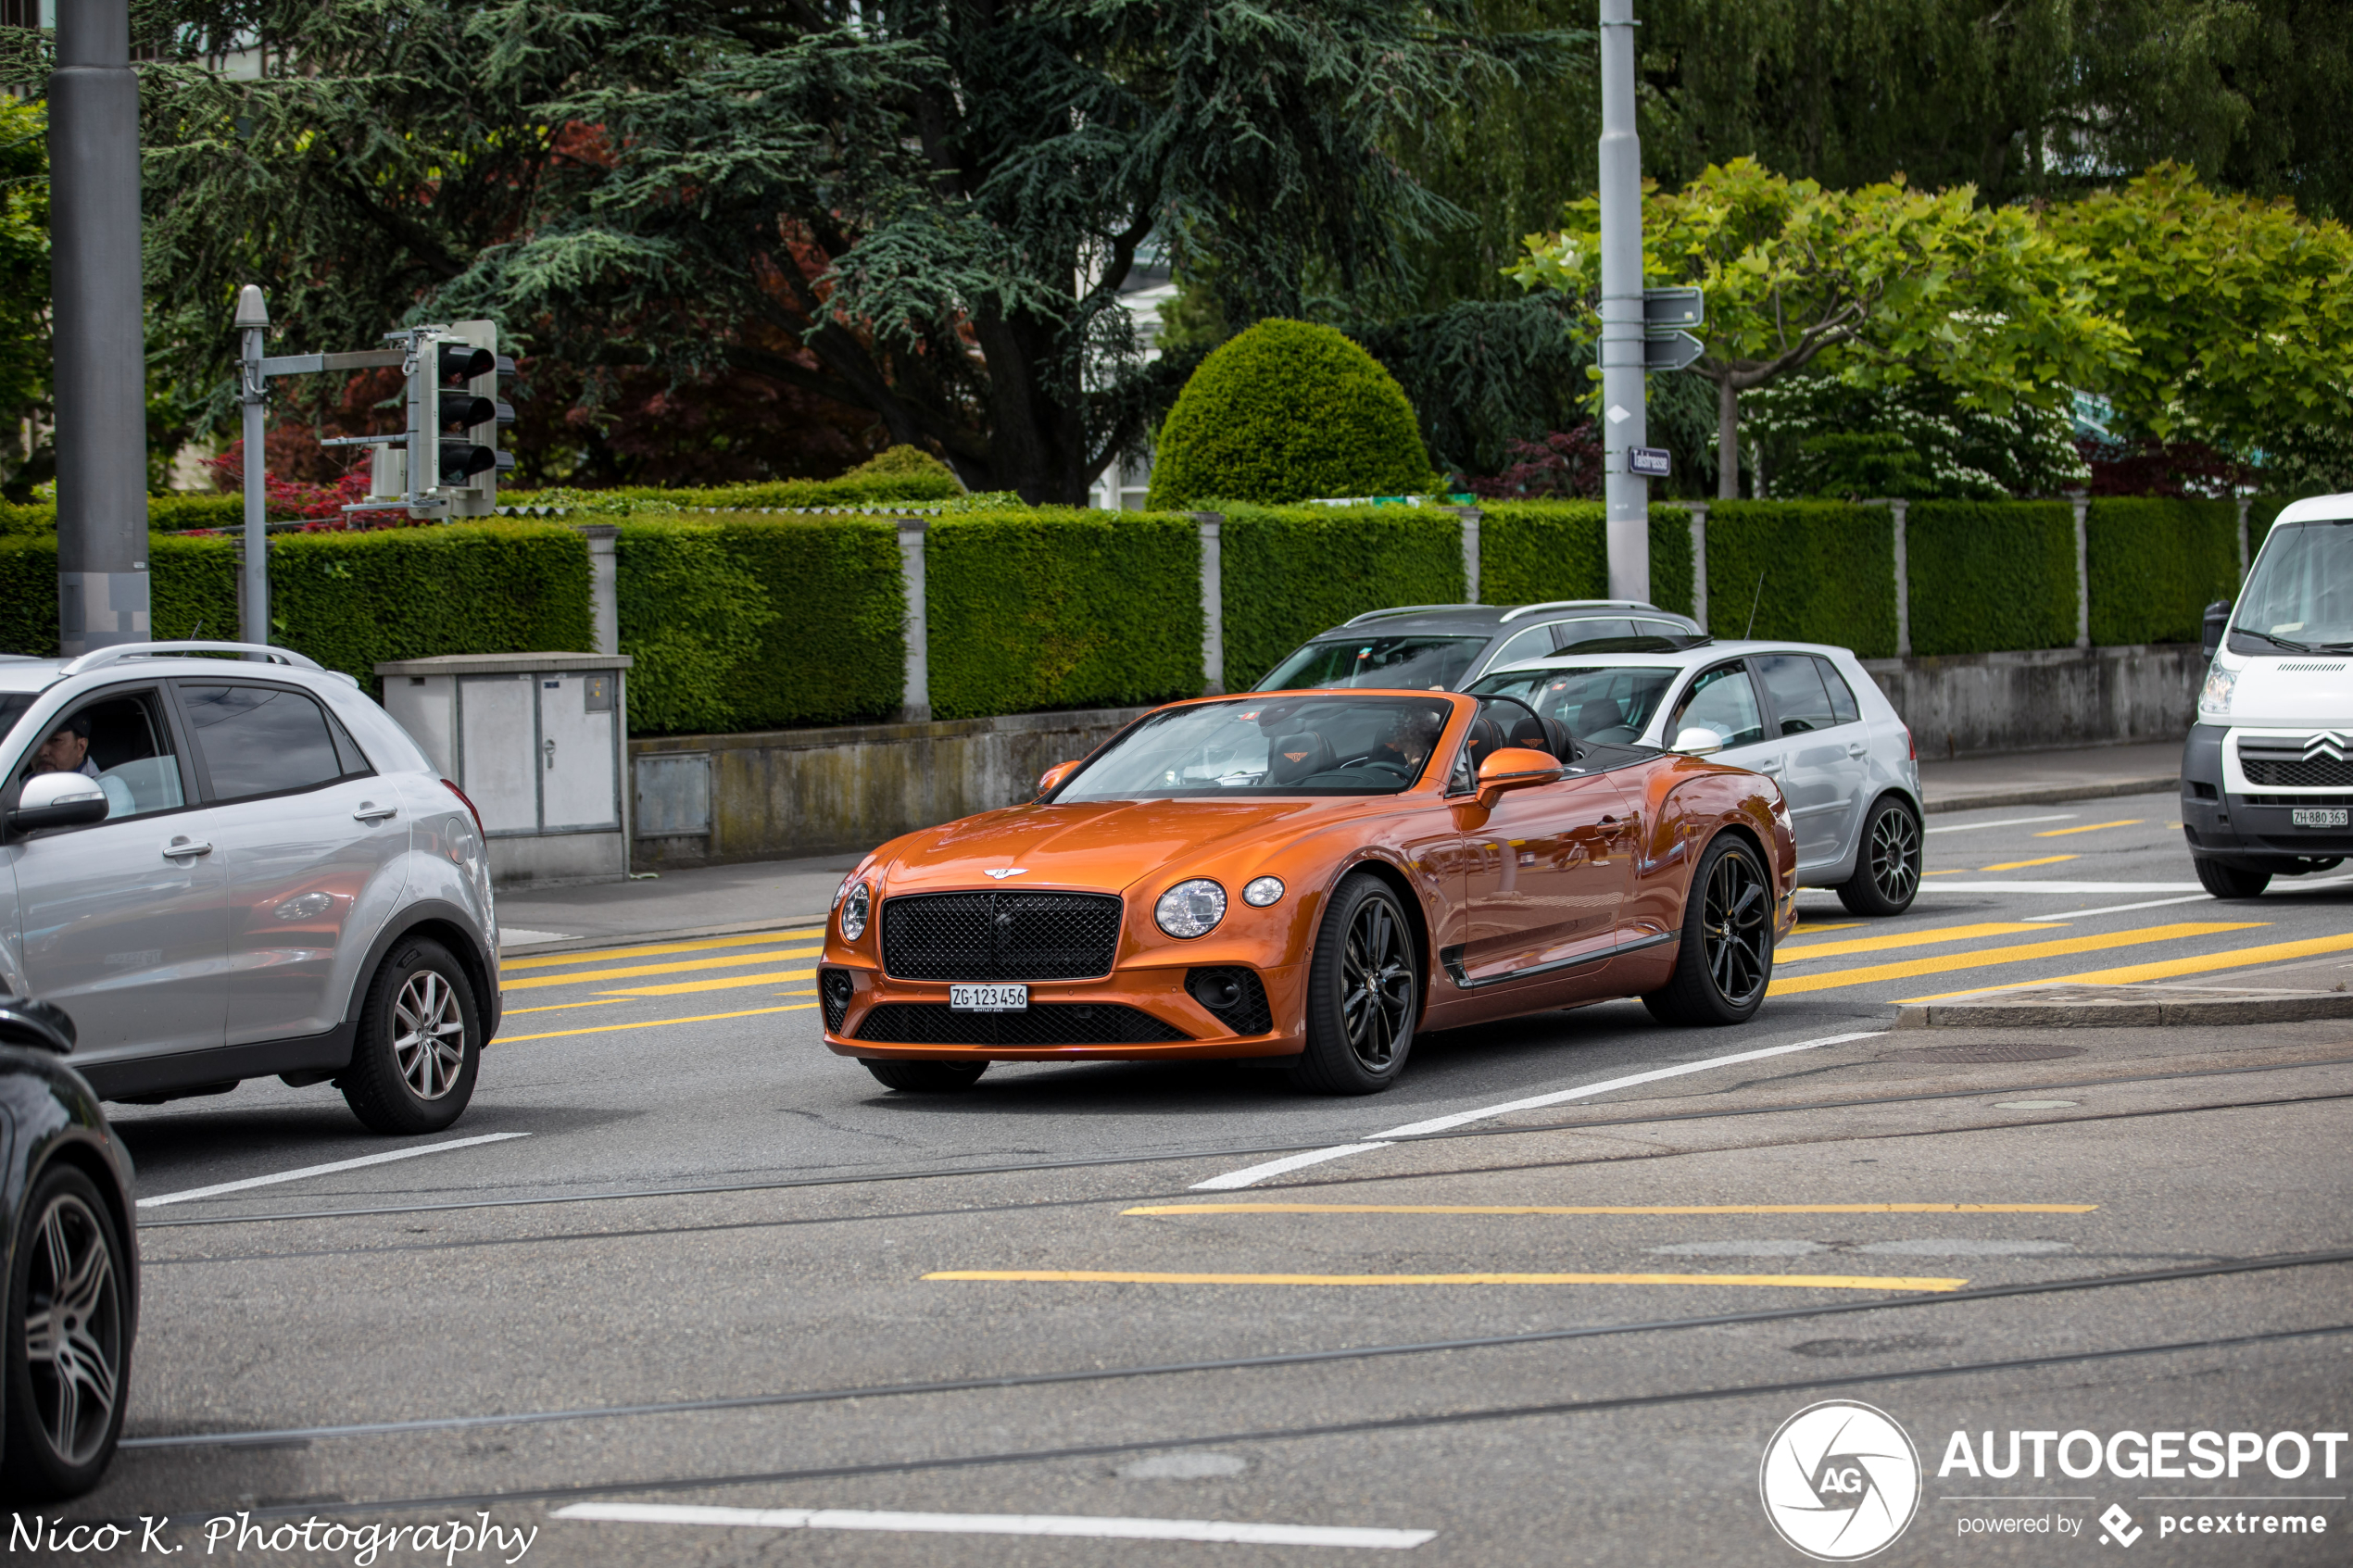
left=1155, top=879, right=1227, bottom=938
left=2199, top=664, right=2236, bottom=720
left=838, top=881, right=871, bottom=941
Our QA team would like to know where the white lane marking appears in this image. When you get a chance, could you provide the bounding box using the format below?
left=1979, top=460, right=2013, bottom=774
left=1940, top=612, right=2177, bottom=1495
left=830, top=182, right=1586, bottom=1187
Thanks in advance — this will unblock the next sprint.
left=2024, top=893, right=2215, bottom=922
left=498, top=927, right=573, bottom=948
left=1923, top=814, right=2077, bottom=834
left=1913, top=881, right=2208, bottom=893
left=135, top=1132, right=530, bottom=1209
left=550, top=1501, right=1436, bottom=1549
left=1189, top=1032, right=1885, bottom=1191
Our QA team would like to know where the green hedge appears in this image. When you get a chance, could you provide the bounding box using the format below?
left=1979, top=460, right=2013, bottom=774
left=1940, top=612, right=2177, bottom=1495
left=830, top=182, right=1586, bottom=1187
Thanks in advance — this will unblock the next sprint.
left=510, top=470, right=961, bottom=513
left=1474, top=501, right=1695, bottom=620
left=1905, top=500, right=2077, bottom=657
left=1700, top=501, right=1899, bottom=658
left=615, top=513, right=905, bottom=735
left=2085, top=497, right=2241, bottom=646
left=0, top=533, right=242, bottom=654
left=1219, top=505, right=1466, bottom=689
left=925, top=509, right=1202, bottom=721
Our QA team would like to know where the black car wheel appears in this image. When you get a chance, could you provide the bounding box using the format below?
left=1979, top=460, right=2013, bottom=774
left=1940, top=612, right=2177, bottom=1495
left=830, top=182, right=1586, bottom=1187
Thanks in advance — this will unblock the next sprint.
left=862, top=1060, right=989, bottom=1092
left=2195, top=859, right=2271, bottom=899
left=2, top=1165, right=129, bottom=1500
left=1290, top=872, right=1419, bottom=1095
left=1836, top=795, right=1923, bottom=916
left=1644, top=834, right=1774, bottom=1026
left=340, top=938, right=483, bottom=1135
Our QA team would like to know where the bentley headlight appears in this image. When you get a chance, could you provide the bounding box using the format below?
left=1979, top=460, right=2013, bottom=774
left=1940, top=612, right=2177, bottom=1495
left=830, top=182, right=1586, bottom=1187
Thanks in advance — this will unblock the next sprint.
left=1155, top=879, right=1227, bottom=938
left=1242, top=876, right=1285, bottom=908
left=2199, top=663, right=2236, bottom=720
left=838, top=881, right=871, bottom=941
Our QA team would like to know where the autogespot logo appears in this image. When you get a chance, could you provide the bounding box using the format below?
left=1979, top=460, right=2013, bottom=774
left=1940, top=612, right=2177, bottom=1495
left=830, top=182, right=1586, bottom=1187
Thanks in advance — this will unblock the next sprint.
left=1760, top=1400, right=1924, bottom=1561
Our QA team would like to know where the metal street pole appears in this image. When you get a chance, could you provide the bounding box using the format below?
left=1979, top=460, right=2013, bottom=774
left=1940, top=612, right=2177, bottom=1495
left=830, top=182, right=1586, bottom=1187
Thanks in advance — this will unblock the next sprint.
left=50, top=0, right=151, bottom=655
left=1597, top=0, right=1649, bottom=603
left=235, top=285, right=270, bottom=645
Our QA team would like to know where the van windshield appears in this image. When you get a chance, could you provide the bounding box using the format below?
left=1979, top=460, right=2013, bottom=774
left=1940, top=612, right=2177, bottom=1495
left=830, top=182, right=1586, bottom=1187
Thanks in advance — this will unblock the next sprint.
left=2233, top=520, right=2353, bottom=653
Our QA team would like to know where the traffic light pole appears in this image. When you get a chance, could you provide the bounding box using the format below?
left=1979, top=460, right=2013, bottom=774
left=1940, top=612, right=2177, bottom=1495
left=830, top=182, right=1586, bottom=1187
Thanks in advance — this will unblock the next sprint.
left=1597, top=0, right=1649, bottom=603
left=236, top=286, right=270, bottom=646
left=50, top=0, right=151, bottom=655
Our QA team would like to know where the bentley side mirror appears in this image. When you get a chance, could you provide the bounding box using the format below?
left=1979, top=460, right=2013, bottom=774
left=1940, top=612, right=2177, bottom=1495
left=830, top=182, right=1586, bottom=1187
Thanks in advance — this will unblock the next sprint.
left=1671, top=726, right=1727, bottom=758
left=2202, top=599, right=2232, bottom=659
left=1037, top=759, right=1080, bottom=797
left=0, top=995, right=77, bottom=1055
left=1475, top=746, right=1565, bottom=809
left=7, top=771, right=109, bottom=834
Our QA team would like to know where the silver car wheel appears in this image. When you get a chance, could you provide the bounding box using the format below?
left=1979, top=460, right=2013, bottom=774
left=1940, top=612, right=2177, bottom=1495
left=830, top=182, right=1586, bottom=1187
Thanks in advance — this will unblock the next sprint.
left=392, top=971, right=468, bottom=1101
left=1869, top=803, right=1922, bottom=903
left=23, top=1190, right=123, bottom=1469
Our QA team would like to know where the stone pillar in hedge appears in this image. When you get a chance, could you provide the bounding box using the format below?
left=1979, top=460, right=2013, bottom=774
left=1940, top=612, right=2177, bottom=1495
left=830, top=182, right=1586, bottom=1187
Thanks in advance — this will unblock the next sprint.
left=2068, top=490, right=2092, bottom=649
left=897, top=517, right=930, bottom=723
left=1193, top=512, right=1225, bottom=695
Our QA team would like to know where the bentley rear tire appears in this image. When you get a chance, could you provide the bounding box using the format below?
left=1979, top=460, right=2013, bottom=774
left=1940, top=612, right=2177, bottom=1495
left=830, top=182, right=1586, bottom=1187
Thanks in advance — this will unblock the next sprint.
left=1290, top=872, right=1419, bottom=1095
left=1643, top=834, right=1774, bottom=1026
left=863, top=1060, right=989, bottom=1093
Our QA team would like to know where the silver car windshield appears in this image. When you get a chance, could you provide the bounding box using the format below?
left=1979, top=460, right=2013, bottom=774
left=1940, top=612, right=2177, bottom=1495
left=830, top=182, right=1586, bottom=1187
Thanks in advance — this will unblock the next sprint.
left=1468, top=665, right=1680, bottom=746
left=2233, top=520, right=2353, bottom=652
left=1258, top=634, right=1487, bottom=692
left=1056, top=696, right=1454, bottom=800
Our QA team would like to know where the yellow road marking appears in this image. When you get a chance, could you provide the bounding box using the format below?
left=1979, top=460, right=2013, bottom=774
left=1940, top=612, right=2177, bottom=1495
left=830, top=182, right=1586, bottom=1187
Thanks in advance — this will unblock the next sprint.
left=496, top=1002, right=817, bottom=1043
left=2033, top=819, right=2145, bottom=837
left=1122, top=1203, right=2096, bottom=1217
left=1778, top=922, right=2053, bottom=961
left=925, top=1270, right=1966, bottom=1292
left=503, top=946, right=821, bottom=992
left=503, top=998, right=634, bottom=1016
left=502, top=929, right=825, bottom=972
left=1767, top=922, right=2267, bottom=997
left=1922, top=869, right=1966, bottom=876
left=1903, top=931, right=2353, bottom=1001
left=1788, top=922, right=1865, bottom=935
left=599, top=968, right=817, bottom=997
left=1979, top=855, right=2081, bottom=872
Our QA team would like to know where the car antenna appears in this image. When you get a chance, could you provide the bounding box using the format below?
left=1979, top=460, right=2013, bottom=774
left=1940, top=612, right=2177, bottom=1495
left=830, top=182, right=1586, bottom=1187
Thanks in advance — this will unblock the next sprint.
left=1743, top=571, right=1766, bottom=639
left=187, top=620, right=205, bottom=639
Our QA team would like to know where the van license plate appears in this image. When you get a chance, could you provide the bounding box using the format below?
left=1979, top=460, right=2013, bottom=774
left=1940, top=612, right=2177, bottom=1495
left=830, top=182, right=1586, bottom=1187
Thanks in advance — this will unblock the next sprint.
left=950, top=984, right=1028, bottom=1012
left=2291, top=808, right=2349, bottom=828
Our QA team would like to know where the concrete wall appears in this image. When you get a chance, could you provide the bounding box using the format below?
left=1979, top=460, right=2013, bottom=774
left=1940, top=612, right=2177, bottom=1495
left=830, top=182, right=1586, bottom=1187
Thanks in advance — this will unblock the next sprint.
left=630, top=705, right=1152, bottom=869
left=1860, top=642, right=2204, bottom=762
left=628, top=643, right=2204, bottom=867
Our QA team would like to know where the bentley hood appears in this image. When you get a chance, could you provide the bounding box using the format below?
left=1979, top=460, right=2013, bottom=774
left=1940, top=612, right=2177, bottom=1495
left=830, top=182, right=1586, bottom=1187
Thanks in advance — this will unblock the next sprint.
left=875, top=798, right=1342, bottom=895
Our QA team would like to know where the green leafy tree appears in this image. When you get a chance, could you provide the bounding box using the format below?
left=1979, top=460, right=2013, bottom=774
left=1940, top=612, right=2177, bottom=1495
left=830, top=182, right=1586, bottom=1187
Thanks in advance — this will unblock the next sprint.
left=1510, top=158, right=2125, bottom=497
left=0, top=98, right=48, bottom=498
left=1745, top=373, right=2089, bottom=498
left=130, top=0, right=1529, bottom=504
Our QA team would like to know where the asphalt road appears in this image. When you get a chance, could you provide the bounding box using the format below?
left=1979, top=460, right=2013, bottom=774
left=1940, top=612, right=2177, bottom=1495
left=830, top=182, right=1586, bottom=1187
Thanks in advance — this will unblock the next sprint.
left=68, top=786, right=2353, bottom=1564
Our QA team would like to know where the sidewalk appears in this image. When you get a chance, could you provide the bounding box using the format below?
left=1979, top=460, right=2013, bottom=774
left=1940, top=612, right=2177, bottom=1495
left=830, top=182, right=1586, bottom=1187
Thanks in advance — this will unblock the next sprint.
left=494, top=737, right=2191, bottom=954
left=1918, top=738, right=2180, bottom=813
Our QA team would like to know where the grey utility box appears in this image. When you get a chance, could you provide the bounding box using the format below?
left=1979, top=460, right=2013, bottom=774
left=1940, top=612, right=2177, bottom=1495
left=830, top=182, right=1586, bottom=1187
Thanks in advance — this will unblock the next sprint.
left=375, top=652, right=635, bottom=885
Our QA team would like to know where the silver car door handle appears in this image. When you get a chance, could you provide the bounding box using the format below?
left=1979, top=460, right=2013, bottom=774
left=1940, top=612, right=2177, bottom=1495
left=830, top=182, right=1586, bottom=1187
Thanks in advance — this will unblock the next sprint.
left=163, top=838, right=212, bottom=858
left=1755, top=757, right=1783, bottom=773
left=353, top=803, right=398, bottom=822
left=1846, top=742, right=1869, bottom=758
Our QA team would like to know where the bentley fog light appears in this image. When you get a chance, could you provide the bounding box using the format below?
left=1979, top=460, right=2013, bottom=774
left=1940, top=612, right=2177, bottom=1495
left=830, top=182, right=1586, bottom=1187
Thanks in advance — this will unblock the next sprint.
left=2199, top=663, right=2237, bottom=720
left=839, top=881, right=871, bottom=941
left=1156, top=879, right=1227, bottom=938
left=1242, top=876, right=1285, bottom=907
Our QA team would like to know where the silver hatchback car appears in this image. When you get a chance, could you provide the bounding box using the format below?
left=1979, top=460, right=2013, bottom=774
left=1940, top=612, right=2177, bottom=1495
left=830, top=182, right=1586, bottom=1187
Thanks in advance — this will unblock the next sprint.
left=0, top=641, right=500, bottom=1132
left=1469, top=640, right=1926, bottom=915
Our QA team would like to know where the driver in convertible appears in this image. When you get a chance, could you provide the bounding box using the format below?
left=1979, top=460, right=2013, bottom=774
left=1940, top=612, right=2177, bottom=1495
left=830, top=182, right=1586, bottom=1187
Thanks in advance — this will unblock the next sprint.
left=1368, top=708, right=1444, bottom=776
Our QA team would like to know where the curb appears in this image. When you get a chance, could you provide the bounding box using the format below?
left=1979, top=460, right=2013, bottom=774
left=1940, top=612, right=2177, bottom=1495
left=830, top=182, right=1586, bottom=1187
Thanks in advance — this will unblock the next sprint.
left=1921, top=776, right=2178, bottom=815
left=499, top=914, right=831, bottom=960
left=1895, top=985, right=2353, bottom=1029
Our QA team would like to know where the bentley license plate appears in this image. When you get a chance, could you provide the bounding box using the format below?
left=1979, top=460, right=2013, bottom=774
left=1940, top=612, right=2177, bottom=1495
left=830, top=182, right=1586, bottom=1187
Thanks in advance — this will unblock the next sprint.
left=2291, top=808, right=2349, bottom=828
left=950, top=983, right=1028, bottom=1012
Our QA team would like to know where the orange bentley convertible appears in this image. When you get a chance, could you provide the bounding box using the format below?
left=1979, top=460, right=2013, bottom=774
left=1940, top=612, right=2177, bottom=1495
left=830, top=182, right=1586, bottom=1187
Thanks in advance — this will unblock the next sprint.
left=818, top=689, right=1797, bottom=1095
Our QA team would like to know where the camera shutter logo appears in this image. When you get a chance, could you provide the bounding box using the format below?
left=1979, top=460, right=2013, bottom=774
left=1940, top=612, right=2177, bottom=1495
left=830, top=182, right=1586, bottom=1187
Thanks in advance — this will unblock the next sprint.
left=1759, top=1400, right=1923, bottom=1560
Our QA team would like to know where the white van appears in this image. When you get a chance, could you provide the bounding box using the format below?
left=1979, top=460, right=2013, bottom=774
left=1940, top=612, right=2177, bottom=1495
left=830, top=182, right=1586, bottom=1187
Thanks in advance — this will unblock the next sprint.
left=2181, top=496, right=2353, bottom=897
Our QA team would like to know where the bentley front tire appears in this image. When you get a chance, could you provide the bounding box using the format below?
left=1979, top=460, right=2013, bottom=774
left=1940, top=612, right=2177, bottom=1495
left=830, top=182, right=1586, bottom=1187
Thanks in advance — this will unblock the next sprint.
left=1290, top=872, right=1419, bottom=1095
left=2, top=1166, right=130, bottom=1501
left=1643, top=834, right=1774, bottom=1026
left=863, top=1060, right=989, bottom=1093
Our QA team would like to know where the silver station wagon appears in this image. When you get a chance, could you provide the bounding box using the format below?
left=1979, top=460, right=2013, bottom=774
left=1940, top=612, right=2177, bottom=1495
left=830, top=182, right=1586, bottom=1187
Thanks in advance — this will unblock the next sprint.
left=0, top=641, right=500, bottom=1131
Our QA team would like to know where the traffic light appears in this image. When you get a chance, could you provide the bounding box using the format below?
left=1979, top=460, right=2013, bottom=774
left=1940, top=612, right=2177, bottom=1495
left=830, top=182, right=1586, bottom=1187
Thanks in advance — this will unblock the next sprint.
left=433, top=320, right=515, bottom=515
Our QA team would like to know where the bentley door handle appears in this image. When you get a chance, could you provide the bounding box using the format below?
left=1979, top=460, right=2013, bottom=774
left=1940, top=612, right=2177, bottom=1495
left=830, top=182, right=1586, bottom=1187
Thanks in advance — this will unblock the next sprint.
left=353, top=803, right=398, bottom=822
left=163, top=838, right=212, bottom=858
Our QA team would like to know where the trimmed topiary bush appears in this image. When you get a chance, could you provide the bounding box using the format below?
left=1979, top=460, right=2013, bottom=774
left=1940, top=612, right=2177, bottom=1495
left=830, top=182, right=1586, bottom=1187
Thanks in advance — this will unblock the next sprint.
left=1146, top=320, right=1437, bottom=508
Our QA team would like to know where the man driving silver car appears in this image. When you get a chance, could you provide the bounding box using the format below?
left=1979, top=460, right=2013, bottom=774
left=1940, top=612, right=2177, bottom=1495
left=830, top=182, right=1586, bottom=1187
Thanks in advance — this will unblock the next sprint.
left=26, top=712, right=99, bottom=779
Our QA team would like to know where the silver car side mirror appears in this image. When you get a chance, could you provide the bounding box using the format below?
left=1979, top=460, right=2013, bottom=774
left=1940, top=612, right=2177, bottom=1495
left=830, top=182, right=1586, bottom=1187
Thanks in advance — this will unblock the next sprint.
left=8, top=771, right=110, bottom=834
left=1671, top=726, right=1726, bottom=757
